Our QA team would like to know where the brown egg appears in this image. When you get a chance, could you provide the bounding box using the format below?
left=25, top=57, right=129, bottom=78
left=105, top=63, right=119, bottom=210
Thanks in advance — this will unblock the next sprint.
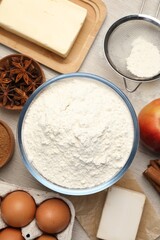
left=36, top=198, right=71, bottom=234
left=0, top=227, right=24, bottom=240
left=36, top=235, right=57, bottom=240
left=1, top=190, right=36, bottom=227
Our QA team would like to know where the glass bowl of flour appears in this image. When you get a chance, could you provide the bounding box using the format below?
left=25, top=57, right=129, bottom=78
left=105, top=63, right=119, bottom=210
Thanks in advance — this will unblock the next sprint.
left=18, top=73, right=139, bottom=195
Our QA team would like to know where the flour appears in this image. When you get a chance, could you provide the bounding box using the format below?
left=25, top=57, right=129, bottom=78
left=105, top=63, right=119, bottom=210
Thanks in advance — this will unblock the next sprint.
left=22, top=78, right=134, bottom=189
left=126, top=37, right=160, bottom=78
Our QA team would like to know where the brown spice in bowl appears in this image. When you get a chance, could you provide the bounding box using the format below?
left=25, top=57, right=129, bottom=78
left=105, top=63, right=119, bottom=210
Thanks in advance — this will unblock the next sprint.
left=0, top=54, right=45, bottom=110
left=0, top=120, right=15, bottom=167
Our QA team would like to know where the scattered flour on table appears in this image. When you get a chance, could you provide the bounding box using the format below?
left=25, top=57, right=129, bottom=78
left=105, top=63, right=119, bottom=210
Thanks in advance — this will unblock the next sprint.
left=126, top=37, right=160, bottom=78
left=22, top=79, right=134, bottom=189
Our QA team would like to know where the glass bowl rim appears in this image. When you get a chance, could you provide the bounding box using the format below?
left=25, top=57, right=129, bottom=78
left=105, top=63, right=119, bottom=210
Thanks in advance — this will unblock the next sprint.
left=17, top=72, right=139, bottom=196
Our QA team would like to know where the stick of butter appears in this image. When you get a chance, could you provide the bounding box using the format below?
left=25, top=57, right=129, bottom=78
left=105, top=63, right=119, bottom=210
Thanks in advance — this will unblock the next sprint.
left=0, top=0, right=87, bottom=58
left=97, top=186, right=146, bottom=240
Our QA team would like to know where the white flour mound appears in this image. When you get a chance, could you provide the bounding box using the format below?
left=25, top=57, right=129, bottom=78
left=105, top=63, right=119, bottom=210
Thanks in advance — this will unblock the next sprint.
left=22, top=79, right=134, bottom=189
left=126, top=37, right=160, bottom=78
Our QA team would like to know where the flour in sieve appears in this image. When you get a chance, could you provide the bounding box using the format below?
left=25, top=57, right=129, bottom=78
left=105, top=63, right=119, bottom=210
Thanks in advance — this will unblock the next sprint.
left=126, top=37, right=160, bottom=78
left=22, top=78, right=134, bottom=189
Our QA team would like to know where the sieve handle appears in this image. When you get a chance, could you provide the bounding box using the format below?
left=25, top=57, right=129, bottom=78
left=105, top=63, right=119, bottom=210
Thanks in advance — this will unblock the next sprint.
left=155, top=0, right=160, bottom=18
left=139, top=0, right=146, bottom=14
left=123, top=77, right=142, bottom=93
left=139, top=0, right=160, bottom=17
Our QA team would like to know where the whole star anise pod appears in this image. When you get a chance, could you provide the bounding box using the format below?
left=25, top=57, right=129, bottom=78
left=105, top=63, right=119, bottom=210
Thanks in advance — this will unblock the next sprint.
left=10, top=59, right=32, bottom=85
left=0, top=71, right=12, bottom=86
left=26, top=76, right=42, bottom=93
left=14, top=88, right=29, bottom=105
left=0, top=54, right=45, bottom=109
left=0, top=85, right=15, bottom=106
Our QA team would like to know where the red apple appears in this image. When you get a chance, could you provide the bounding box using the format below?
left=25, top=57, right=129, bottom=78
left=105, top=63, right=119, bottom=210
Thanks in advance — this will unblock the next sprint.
left=138, top=98, right=160, bottom=154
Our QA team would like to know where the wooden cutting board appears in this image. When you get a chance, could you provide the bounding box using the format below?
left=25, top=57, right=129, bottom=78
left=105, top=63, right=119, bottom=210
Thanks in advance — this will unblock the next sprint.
left=0, top=0, right=107, bottom=73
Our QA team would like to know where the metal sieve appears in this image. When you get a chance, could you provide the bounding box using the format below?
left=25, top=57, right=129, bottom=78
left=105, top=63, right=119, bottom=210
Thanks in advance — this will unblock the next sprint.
left=104, top=0, right=160, bottom=92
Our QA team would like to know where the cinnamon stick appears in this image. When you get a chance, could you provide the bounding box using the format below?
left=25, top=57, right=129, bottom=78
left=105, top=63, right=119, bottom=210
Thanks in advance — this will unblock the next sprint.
left=144, top=166, right=160, bottom=186
left=155, top=159, right=160, bottom=167
left=143, top=170, right=160, bottom=194
left=143, top=159, right=160, bottom=194
left=149, top=160, right=160, bottom=171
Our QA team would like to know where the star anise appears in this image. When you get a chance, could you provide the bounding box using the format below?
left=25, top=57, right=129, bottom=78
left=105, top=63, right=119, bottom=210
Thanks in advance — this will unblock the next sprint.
left=26, top=76, right=42, bottom=93
left=0, top=85, right=14, bottom=106
left=0, top=54, right=44, bottom=108
left=27, top=63, right=40, bottom=78
left=10, top=59, right=32, bottom=85
left=0, top=71, right=12, bottom=86
left=14, top=88, right=29, bottom=105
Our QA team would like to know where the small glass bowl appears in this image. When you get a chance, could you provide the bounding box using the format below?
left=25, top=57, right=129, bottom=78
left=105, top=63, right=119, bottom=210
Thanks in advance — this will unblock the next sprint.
left=18, top=72, right=139, bottom=196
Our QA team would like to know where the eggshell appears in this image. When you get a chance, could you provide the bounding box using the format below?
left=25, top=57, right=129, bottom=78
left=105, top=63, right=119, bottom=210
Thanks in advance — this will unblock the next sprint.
left=36, top=235, right=57, bottom=240
left=36, top=198, right=71, bottom=234
left=1, top=190, right=36, bottom=227
left=0, top=227, right=24, bottom=240
left=0, top=181, right=75, bottom=240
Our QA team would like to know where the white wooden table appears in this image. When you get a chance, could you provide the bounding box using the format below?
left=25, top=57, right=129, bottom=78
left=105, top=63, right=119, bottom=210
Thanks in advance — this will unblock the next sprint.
left=0, top=0, right=160, bottom=236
